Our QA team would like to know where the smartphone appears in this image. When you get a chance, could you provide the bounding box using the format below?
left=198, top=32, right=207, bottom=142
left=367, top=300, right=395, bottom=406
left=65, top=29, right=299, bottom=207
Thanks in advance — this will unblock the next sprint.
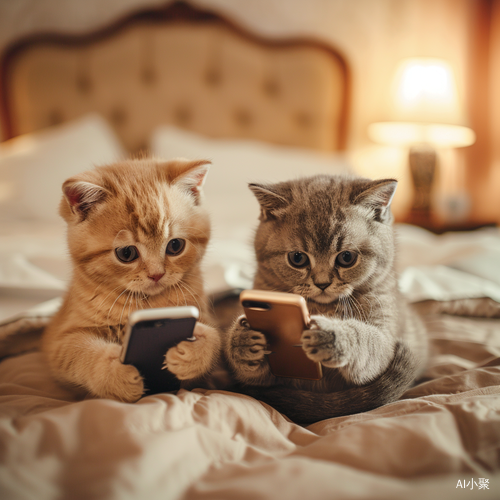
left=240, top=290, right=322, bottom=380
left=120, top=306, right=199, bottom=394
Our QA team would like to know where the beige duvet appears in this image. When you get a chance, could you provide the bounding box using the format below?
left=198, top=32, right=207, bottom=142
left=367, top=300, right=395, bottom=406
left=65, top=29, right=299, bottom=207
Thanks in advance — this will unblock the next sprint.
left=0, top=301, right=499, bottom=500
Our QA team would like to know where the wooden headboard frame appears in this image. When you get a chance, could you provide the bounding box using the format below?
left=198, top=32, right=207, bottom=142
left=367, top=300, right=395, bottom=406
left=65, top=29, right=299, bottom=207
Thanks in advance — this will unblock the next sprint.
left=0, top=1, right=350, bottom=153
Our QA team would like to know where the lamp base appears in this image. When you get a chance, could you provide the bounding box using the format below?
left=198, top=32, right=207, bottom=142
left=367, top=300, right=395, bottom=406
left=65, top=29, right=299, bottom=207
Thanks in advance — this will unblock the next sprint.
left=398, top=215, right=497, bottom=234
left=408, top=144, right=437, bottom=226
left=405, top=207, right=434, bottom=228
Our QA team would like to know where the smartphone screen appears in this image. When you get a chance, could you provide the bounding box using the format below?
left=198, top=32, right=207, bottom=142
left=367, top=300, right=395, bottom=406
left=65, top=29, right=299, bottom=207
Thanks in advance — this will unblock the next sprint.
left=121, top=307, right=198, bottom=394
left=240, top=290, right=322, bottom=380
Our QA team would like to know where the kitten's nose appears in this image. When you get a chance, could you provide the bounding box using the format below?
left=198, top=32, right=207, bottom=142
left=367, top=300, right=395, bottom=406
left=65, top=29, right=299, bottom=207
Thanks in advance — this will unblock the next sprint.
left=315, top=282, right=331, bottom=291
left=148, top=273, right=165, bottom=283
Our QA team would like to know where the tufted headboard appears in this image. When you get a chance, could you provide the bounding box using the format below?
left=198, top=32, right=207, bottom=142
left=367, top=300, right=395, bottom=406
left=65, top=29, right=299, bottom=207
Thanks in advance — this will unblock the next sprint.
left=0, top=2, right=350, bottom=154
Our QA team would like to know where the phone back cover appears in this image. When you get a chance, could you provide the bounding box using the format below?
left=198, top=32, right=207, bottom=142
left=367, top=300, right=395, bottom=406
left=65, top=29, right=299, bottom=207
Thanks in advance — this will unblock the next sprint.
left=122, top=317, right=196, bottom=394
left=245, top=303, right=322, bottom=380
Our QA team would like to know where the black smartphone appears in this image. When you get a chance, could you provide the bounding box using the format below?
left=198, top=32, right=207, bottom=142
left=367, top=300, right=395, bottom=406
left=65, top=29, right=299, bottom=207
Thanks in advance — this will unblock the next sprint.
left=120, top=306, right=198, bottom=394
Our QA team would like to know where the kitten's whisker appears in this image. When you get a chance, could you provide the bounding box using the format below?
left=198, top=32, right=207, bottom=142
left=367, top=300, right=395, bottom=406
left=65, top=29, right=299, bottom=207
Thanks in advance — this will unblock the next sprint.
left=179, top=281, right=203, bottom=314
left=169, top=283, right=179, bottom=304
left=174, top=283, right=188, bottom=307
left=178, top=277, right=200, bottom=294
left=365, top=294, right=375, bottom=317
left=119, top=290, right=132, bottom=328
left=348, top=300, right=354, bottom=320
left=89, top=282, right=104, bottom=302
left=349, top=295, right=367, bottom=322
left=179, top=284, right=198, bottom=311
left=346, top=295, right=358, bottom=320
left=341, top=295, right=354, bottom=320
left=370, top=294, right=388, bottom=326
left=344, top=297, right=352, bottom=319
left=128, top=291, right=134, bottom=317
left=338, top=296, right=345, bottom=319
left=350, top=242, right=362, bottom=255
left=169, top=282, right=181, bottom=305
left=138, top=290, right=153, bottom=310
left=107, top=288, right=128, bottom=332
left=179, top=282, right=202, bottom=311
left=92, top=285, right=122, bottom=324
left=334, top=297, right=341, bottom=317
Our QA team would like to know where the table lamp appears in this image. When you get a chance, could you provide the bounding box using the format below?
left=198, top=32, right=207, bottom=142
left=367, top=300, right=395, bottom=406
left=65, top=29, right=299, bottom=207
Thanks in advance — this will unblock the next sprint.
left=368, top=58, right=475, bottom=227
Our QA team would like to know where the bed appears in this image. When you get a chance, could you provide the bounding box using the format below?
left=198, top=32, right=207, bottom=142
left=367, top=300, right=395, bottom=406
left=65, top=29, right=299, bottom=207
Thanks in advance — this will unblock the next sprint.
left=0, top=2, right=499, bottom=499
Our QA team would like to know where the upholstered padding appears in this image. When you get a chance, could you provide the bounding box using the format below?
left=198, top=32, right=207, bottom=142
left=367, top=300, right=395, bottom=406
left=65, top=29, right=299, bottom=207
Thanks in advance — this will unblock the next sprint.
left=3, top=18, right=348, bottom=153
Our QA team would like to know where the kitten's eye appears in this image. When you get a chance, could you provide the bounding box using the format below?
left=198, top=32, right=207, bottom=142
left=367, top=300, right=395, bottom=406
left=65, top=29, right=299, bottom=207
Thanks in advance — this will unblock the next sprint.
left=166, top=238, right=186, bottom=256
left=336, top=251, right=357, bottom=268
left=288, top=251, right=309, bottom=268
left=115, top=246, right=139, bottom=263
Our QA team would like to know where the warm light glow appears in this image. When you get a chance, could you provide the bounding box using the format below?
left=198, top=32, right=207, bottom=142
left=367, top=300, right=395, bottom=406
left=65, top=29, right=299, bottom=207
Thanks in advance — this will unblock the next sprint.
left=396, top=62, right=455, bottom=114
left=368, top=122, right=476, bottom=148
left=369, top=58, right=475, bottom=148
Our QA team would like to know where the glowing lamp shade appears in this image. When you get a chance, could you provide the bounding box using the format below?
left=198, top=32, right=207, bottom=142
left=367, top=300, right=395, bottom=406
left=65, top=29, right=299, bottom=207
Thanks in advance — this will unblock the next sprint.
left=368, top=58, right=475, bottom=148
left=368, top=58, right=476, bottom=227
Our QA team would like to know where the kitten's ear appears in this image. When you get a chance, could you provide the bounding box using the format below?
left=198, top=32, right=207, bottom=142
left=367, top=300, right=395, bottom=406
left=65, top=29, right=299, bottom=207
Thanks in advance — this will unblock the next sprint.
left=163, top=159, right=211, bottom=203
left=249, top=183, right=290, bottom=221
left=61, top=179, right=108, bottom=220
left=353, top=179, right=397, bottom=223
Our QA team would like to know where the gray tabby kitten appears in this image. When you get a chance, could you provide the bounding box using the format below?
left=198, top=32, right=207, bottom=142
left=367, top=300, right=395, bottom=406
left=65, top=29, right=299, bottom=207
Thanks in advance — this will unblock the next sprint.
left=225, top=175, right=428, bottom=424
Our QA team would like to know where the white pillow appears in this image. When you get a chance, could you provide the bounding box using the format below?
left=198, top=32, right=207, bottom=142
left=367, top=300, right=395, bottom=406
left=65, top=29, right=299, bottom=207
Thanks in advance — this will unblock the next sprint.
left=0, top=114, right=125, bottom=222
left=151, top=126, right=352, bottom=241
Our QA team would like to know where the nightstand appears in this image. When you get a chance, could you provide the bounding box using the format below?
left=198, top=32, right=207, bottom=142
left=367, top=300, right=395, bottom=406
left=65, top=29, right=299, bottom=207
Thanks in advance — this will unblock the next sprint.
left=397, top=211, right=498, bottom=234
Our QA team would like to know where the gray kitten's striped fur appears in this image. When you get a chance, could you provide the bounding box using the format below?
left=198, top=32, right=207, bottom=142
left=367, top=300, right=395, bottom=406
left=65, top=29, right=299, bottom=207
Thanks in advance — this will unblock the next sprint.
left=225, top=175, right=428, bottom=424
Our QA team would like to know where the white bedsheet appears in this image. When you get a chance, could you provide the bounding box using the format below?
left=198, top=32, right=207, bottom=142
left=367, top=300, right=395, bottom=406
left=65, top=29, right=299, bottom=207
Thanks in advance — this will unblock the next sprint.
left=1, top=307, right=499, bottom=500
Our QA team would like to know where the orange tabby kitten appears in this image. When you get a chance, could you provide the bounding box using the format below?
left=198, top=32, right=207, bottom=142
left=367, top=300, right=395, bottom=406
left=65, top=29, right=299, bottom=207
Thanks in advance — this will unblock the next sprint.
left=42, top=158, right=220, bottom=402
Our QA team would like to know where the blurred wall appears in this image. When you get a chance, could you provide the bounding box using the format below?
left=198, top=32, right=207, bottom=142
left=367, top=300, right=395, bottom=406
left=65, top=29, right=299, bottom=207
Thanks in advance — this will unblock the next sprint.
left=2, top=0, right=493, bottom=223
left=481, top=0, right=500, bottom=222
left=0, top=0, right=473, bottom=150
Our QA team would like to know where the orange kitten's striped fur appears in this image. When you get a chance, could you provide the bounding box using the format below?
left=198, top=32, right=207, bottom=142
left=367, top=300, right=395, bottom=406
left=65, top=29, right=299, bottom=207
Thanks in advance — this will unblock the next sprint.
left=42, top=158, right=220, bottom=402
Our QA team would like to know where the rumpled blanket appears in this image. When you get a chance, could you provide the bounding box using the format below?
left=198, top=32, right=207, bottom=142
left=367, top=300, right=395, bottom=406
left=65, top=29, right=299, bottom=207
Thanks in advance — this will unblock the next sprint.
left=0, top=299, right=499, bottom=500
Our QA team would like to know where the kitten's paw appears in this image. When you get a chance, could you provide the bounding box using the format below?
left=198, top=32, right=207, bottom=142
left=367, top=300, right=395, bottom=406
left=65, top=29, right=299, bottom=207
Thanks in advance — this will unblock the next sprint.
left=91, top=344, right=144, bottom=403
left=112, top=363, right=145, bottom=403
left=231, top=316, right=269, bottom=363
left=164, top=323, right=219, bottom=380
left=227, top=316, right=272, bottom=381
left=164, top=341, right=199, bottom=380
left=301, top=316, right=348, bottom=368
